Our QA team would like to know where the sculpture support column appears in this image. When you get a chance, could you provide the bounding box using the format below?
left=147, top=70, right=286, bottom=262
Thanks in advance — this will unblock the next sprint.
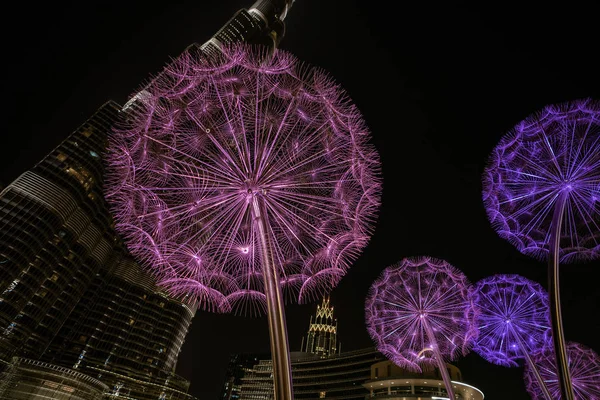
left=422, top=318, right=456, bottom=400
left=252, top=196, right=294, bottom=400
left=512, top=328, right=553, bottom=400
left=548, top=190, right=575, bottom=400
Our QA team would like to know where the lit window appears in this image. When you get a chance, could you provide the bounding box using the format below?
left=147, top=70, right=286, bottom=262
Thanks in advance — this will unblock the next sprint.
left=56, top=152, right=68, bottom=162
left=319, top=391, right=326, bottom=398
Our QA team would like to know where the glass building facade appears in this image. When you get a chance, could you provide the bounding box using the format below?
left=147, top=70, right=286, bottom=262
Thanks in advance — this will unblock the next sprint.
left=0, top=102, right=121, bottom=360
left=0, top=357, right=107, bottom=400
left=362, top=360, right=484, bottom=400
left=235, top=348, right=485, bottom=400
left=0, top=101, right=197, bottom=399
left=225, top=297, right=484, bottom=400
left=1, top=2, right=296, bottom=399
left=41, top=256, right=196, bottom=400
left=238, top=348, right=385, bottom=400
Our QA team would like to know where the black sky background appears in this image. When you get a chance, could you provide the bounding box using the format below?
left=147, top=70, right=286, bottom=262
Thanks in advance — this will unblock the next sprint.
left=2, top=1, right=599, bottom=399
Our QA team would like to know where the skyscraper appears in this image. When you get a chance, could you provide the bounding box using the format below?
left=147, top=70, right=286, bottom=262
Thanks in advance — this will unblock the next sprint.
left=0, top=101, right=197, bottom=400
left=301, top=297, right=339, bottom=358
left=0, top=102, right=121, bottom=360
left=1, top=1, right=296, bottom=398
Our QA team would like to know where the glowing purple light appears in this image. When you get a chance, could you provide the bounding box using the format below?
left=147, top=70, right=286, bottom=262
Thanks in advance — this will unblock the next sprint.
left=482, top=98, right=600, bottom=263
left=105, top=44, right=382, bottom=315
left=471, top=274, right=552, bottom=367
left=524, top=342, right=600, bottom=400
left=365, top=256, right=477, bottom=372
left=483, top=98, right=599, bottom=400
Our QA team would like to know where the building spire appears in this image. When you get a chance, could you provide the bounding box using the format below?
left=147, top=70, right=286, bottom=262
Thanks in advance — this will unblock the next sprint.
left=302, top=296, right=339, bottom=358
left=200, top=0, right=295, bottom=57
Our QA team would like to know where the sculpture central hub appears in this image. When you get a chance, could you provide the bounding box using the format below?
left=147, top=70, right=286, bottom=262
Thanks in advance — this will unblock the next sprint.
left=243, top=180, right=260, bottom=198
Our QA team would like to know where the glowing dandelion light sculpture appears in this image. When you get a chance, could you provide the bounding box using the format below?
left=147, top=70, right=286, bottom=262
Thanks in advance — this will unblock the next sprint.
left=365, top=256, right=477, bottom=400
left=524, top=342, right=600, bottom=400
left=483, top=98, right=600, bottom=400
left=471, top=274, right=553, bottom=399
left=105, top=44, right=381, bottom=399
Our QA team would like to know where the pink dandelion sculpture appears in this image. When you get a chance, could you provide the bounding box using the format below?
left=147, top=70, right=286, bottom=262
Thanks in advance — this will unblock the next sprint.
left=471, top=274, right=553, bottom=400
left=483, top=98, right=600, bottom=400
left=365, top=256, right=477, bottom=400
left=105, top=44, right=382, bottom=399
left=524, top=342, right=600, bottom=400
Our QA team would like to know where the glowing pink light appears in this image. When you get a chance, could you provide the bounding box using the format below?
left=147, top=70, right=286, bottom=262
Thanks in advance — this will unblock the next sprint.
left=105, top=44, right=382, bottom=315
left=365, top=256, right=477, bottom=372
left=524, top=342, right=600, bottom=400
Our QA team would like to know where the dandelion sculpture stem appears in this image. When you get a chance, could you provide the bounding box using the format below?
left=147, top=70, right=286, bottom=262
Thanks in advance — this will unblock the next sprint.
left=105, top=43, right=382, bottom=400
left=524, top=342, right=600, bottom=400
left=483, top=99, right=600, bottom=400
left=421, top=317, right=456, bottom=399
left=511, top=325, right=553, bottom=400
left=252, top=196, right=293, bottom=399
left=548, top=190, right=573, bottom=399
left=365, top=256, right=477, bottom=400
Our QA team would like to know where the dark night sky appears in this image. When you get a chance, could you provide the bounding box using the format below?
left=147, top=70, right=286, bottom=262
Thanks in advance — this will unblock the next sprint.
left=2, top=1, right=599, bottom=399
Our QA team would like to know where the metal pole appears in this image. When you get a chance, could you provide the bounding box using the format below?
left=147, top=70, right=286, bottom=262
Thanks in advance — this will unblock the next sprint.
left=511, top=327, right=553, bottom=400
left=252, top=196, right=294, bottom=400
left=548, top=191, right=575, bottom=400
left=422, top=318, right=456, bottom=400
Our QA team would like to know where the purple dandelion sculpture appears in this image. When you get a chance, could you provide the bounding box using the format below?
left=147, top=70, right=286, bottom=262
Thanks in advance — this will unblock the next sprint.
left=365, top=256, right=477, bottom=400
left=471, top=274, right=553, bottom=400
left=483, top=98, right=600, bottom=400
left=524, top=342, right=600, bottom=400
left=105, top=44, right=381, bottom=399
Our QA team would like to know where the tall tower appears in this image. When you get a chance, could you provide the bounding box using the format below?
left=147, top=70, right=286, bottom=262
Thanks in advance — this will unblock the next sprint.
left=0, top=102, right=121, bottom=360
left=200, top=0, right=294, bottom=57
left=1, top=1, right=297, bottom=398
left=302, top=297, right=339, bottom=358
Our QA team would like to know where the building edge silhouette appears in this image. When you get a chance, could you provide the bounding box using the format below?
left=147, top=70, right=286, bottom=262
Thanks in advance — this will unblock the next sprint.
left=0, top=1, right=295, bottom=399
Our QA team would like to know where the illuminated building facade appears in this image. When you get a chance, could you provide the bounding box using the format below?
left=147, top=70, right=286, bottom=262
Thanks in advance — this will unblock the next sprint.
left=239, top=348, right=385, bottom=399
left=363, top=360, right=484, bottom=400
left=1, top=1, right=294, bottom=398
left=236, top=348, right=485, bottom=400
left=301, top=297, right=340, bottom=358
left=41, top=257, right=197, bottom=400
left=227, top=297, right=484, bottom=400
left=221, top=353, right=269, bottom=400
left=0, top=101, right=197, bottom=399
left=0, top=357, right=107, bottom=400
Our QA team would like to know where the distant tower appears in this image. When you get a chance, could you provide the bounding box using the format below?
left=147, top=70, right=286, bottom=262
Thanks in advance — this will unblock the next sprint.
left=200, top=0, right=294, bottom=57
left=0, top=102, right=121, bottom=360
left=302, top=297, right=339, bottom=358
